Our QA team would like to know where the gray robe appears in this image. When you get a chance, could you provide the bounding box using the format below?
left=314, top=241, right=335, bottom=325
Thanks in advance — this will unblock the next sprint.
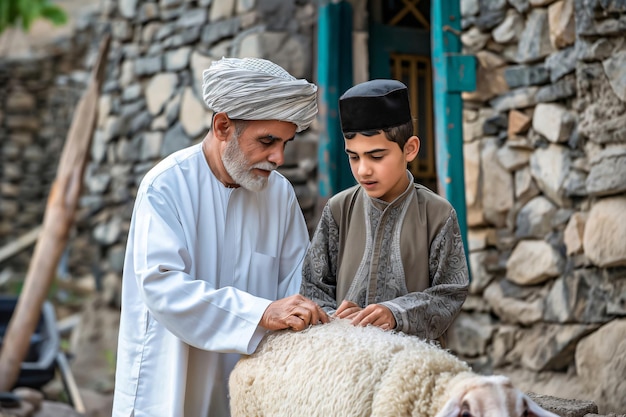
left=301, top=174, right=469, bottom=340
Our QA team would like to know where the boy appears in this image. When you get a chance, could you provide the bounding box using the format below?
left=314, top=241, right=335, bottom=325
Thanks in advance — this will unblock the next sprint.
left=301, top=79, right=469, bottom=340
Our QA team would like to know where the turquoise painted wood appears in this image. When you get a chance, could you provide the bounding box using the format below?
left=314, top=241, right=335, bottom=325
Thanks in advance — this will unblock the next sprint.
left=431, top=0, right=476, bottom=268
left=369, top=23, right=430, bottom=79
left=317, top=1, right=354, bottom=203
left=446, top=54, right=477, bottom=93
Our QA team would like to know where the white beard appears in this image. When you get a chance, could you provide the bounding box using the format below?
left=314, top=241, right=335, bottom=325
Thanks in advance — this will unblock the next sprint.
left=222, top=136, right=276, bottom=192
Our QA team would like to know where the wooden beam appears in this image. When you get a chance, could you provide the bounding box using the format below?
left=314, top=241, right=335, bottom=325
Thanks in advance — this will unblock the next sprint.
left=0, top=226, right=41, bottom=264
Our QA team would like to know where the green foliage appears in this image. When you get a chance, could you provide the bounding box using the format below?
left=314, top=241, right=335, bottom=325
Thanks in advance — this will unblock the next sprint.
left=104, top=348, right=116, bottom=373
left=0, top=0, right=68, bottom=35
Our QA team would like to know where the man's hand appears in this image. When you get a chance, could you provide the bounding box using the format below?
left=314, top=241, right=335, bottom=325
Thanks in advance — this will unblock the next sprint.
left=260, top=295, right=329, bottom=331
left=337, top=301, right=396, bottom=330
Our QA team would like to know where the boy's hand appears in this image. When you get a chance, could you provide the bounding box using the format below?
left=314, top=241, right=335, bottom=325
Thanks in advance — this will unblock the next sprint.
left=350, top=304, right=396, bottom=330
left=335, top=300, right=361, bottom=319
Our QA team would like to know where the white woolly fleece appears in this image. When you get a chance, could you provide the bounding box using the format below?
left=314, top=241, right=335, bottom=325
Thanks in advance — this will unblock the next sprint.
left=229, top=319, right=472, bottom=417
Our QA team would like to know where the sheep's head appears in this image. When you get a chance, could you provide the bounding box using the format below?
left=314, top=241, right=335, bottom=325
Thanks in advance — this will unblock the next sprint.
left=434, top=375, right=560, bottom=417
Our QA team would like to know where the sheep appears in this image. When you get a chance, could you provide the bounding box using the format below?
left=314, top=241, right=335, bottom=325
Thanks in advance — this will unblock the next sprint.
left=229, top=319, right=560, bottom=417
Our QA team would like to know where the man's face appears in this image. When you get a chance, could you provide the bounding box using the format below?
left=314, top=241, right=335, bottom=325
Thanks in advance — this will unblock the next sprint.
left=222, top=119, right=297, bottom=192
left=345, top=132, right=412, bottom=203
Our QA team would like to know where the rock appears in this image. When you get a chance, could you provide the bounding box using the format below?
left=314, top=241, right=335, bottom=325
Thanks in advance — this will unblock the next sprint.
left=504, top=64, right=550, bottom=88
left=563, top=212, right=586, bottom=255
left=490, top=86, right=539, bottom=111
left=529, top=144, right=571, bottom=207
left=515, top=196, right=557, bottom=239
left=602, top=50, right=626, bottom=102
left=145, top=73, right=178, bottom=116
left=209, top=0, right=235, bottom=21
left=493, top=9, right=524, bottom=43
left=583, top=197, right=626, bottom=267
left=497, top=145, right=531, bottom=171
left=586, top=147, right=626, bottom=197
left=447, top=312, right=495, bottom=357
left=548, top=0, right=575, bottom=49
left=527, top=392, right=598, bottom=417
left=462, top=51, right=509, bottom=102
left=536, top=74, right=577, bottom=102
left=517, top=323, right=598, bottom=371
left=465, top=140, right=485, bottom=226
left=484, top=280, right=544, bottom=325
left=515, top=167, right=540, bottom=202
left=508, top=109, right=531, bottom=136
left=179, top=87, right=208, bottom=138
left=461, top=26, right=491, bottom=52
left=576, top=319, right=626, bottom=414
left=545, top=46, right=577, bottom=82
left=469, top=250, right=499, bottom=293
left=544, top=268, right=621, bottom=324
left=12, top=388, right=43, bottom=411
left=532, top=103, right=575, bottom=143
left=506, top=240, right=563, bottom=285
left=481, top=138, right=514, bottom=227
left=516, top=9, right=554, bottom=63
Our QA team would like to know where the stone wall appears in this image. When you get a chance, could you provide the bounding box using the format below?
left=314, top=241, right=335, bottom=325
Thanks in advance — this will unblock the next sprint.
left=450, top=0, right=626, bottom=413
left=0, top=0, right=319, bottom=280
left=83, top=0, right=319, bottom=279
left=0, top=23, right=97, bottom=275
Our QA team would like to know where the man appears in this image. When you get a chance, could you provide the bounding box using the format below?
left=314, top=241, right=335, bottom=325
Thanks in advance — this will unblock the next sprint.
left=112, top=57, right=328, bottom=417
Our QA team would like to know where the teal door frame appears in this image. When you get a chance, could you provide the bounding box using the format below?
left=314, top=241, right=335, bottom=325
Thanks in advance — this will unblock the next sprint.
left=316, top=0, right=354, bottom=207
left=431, top=0, right=476, bottom=262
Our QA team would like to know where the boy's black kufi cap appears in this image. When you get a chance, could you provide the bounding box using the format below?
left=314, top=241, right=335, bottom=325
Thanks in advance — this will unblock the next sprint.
left=339, top=79, right=411, bottom=133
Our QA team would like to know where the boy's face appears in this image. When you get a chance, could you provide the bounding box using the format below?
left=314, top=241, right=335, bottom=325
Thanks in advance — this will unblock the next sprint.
left=345, top=132, right=419, bottom=203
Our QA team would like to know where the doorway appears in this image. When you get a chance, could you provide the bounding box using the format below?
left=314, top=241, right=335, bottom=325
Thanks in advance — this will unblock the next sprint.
left=368, top=0, right=437, bottom=191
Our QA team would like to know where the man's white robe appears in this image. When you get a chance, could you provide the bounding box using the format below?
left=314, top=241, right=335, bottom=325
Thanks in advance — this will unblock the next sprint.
left=112, top=143, right=310, bottom=417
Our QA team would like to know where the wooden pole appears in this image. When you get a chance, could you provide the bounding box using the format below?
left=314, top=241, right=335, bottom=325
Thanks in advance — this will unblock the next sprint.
left=0, top=34, right=110, bottom=391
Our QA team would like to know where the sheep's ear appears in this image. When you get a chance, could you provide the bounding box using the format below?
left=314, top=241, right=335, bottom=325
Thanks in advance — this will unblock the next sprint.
left=525, top=395, right=561, bottom=417
left=433, top=397, right=461, bottom=417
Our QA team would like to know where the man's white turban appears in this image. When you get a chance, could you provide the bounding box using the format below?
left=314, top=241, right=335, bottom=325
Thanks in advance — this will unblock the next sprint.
left=202, top=57, right=318, bottom=132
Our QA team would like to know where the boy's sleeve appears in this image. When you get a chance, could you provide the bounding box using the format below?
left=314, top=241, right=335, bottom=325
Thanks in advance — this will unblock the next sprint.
left=300, top=204, right=340, bottom=313
left=380, top=209, right=469, bottom=339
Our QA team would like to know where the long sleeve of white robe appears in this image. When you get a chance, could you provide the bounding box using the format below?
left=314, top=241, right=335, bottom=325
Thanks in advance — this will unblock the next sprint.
left=112, top=143, right=310, bottom=417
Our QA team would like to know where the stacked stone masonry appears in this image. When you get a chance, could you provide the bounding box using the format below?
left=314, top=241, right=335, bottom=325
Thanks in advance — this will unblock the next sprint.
left=454, top=0, right=626, bottom=413
left=0, top=34, right=92, bottom=274
left=0, top=0, right=319, bottom=280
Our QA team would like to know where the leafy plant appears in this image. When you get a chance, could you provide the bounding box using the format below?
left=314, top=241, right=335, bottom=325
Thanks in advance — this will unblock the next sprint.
left=0, top=0, right=68, bottom=35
